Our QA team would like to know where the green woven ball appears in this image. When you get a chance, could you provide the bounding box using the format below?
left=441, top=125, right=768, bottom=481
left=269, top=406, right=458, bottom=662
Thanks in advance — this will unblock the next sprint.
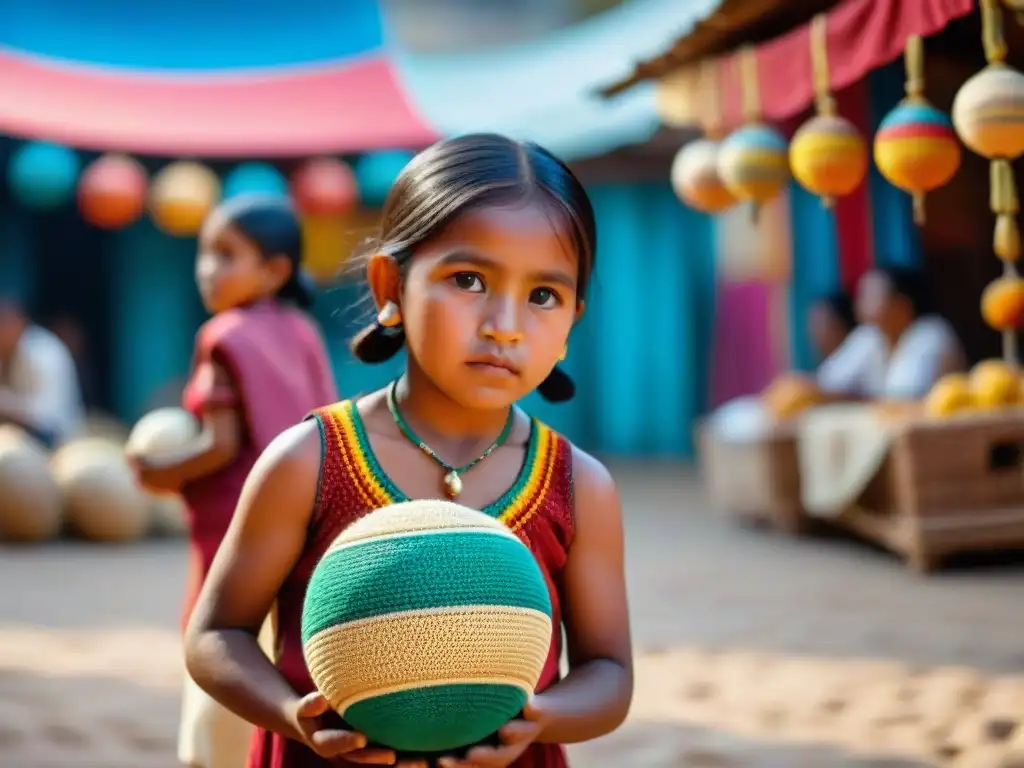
left=301, top=499, right=553, bottom=753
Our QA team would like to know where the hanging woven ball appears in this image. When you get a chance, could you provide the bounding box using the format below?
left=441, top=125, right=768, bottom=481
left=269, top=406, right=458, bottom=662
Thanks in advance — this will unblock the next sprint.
left=981, top=274, right=1024, bottom=331
left=354, top=151, right=414, bottom=208
left=8, top=142, right=80, bottom=211
left=717, top=124, right=790, bottom=205
left=952, top=63, right=1024, bottom=160
left=78, top=154, right=148, bottom=230
left=302, top=500, right=552, bottom=754
left=875, top=102, right=961, bottom=194
left=670, top=139, right=735, bottom=213
left=291, top=158, right=358, bottom=216
left=789, top=114, right=867, bottom=200
left=222, top=162, right=288, bottom=201
left=150, top=161, right=221, bottom=237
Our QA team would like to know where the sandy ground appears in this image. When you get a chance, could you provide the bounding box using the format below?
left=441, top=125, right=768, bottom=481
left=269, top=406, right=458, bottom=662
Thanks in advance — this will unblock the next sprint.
left=2, top=464, right=1023, bottom=768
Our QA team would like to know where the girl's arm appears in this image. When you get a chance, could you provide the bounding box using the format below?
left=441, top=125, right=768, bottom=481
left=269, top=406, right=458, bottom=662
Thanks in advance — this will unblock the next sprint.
left=185, top=422, right=419, bottom=766
left=132, top=360, right=240, bottom=491
left=534, top=446, right=633, bottom=743
left=184, top=421, right=320, bottom=735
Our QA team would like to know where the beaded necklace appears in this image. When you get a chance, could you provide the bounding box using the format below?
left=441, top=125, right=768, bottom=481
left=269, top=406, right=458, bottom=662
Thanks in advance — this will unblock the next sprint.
left=385, top=379, right=515, bottom=499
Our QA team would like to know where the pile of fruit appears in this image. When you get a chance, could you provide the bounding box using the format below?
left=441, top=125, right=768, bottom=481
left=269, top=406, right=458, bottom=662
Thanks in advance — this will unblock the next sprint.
left=924, top=359, right=1023, bottom=418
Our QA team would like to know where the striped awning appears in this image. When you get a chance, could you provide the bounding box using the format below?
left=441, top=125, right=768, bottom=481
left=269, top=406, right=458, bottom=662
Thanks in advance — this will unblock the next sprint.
left=0, top=0, right=437, bottom=156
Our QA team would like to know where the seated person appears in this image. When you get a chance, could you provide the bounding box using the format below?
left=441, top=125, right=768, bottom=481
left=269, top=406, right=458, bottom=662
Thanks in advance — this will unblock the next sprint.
left=817, top=266, right=964, bottom=401
left=0, top=295, right=84, bottom=447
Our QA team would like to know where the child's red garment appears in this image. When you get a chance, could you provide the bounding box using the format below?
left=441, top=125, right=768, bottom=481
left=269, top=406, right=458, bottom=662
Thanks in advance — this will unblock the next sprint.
left=248, top=400, right=574, bottom=768
left=179, top=301, right=338, bottom=630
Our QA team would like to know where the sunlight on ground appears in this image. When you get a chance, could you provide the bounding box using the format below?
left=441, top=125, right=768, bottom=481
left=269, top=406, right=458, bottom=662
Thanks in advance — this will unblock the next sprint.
left=3, top=626, right=1022, bottom=767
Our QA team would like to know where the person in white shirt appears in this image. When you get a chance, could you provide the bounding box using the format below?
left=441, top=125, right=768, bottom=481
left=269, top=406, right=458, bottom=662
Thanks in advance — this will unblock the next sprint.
left=817, top=266, right=964, bottom=400
left=0, top=296, right=84, bottom=446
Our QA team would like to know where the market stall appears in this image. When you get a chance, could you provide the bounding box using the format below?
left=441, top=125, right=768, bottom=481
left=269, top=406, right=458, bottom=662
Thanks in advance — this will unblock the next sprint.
left=604, top=0, right=1024, bottom=571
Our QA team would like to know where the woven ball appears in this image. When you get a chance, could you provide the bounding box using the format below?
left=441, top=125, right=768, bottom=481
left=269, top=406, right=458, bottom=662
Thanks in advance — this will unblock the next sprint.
left=78, top=154, right=148, bottom=230
left=981, top=275, right=1024, bottom=331
left=670, top=139, right=736, bottom=213
left=790, top=114, right=867, bottom=199
left=150, top=161, right=221, bottom=236
left=875, top=102, right=961, bottom=193
left=952, top=63, right=1024, bottom=160
left=302, top=500, right=553, bottom=754
left=717, top=123, right=790, bottom=205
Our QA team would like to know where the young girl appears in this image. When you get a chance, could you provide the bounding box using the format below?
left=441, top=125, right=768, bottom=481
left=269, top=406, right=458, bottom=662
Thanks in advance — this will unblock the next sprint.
left=184, top=135, right=634, bottom=768
left=129, top=195, right=338, bottom=768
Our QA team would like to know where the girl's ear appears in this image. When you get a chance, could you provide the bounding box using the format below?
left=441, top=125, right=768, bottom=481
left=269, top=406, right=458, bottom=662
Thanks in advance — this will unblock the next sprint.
left=574, top=299, right=586, bottom=322
left=366, top=253, right=402, bottom=311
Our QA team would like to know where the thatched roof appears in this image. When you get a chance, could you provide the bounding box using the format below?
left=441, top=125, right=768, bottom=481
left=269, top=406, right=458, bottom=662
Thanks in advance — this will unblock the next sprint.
left=600, top=0, right=844, bottom=97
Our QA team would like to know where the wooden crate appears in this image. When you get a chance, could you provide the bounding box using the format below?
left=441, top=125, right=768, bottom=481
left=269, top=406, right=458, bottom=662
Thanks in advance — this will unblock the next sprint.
left=697, top=420, right=810, bottom=534
left=840, top=411, right=1024, bottom=572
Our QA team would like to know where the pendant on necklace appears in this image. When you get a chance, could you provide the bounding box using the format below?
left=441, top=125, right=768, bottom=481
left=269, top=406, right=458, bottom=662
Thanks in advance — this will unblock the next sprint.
left=443, top=470, right=463, bottom=499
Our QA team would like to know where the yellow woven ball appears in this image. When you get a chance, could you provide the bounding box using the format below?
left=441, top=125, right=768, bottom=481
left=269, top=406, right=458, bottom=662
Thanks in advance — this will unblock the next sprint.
left=717, top=123, right=790, bottom=205
left=302, top=500, right=553, bottom=754
left=150, top=161, right=221, bottom=236
left=790, top=114, right=867, bottom=199
left=952, top=63, right=1024, bottom=160
left=670, top=139, right=736, bottom=213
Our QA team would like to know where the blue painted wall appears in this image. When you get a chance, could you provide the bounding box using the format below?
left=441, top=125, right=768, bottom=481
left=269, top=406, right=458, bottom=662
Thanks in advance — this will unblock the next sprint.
left=788, top=181, right=841, bottom=372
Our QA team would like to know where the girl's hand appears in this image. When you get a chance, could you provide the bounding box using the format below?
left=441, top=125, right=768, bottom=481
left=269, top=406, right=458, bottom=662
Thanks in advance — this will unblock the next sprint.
left=125, top=451, right=181, bottom=494
left=289, top=692, right=427, bottom=766
left=438, top=699, right=548, bottom=768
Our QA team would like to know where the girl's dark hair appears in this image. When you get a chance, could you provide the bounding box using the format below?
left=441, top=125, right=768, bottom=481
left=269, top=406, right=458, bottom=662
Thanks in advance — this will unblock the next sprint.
left=875, top=265, right=932, bottom=317
left=218, top=194, right=313, bottom=309
left=350, top=134, right=597, bottom=403
left=816, top=291, right=857, bottom=332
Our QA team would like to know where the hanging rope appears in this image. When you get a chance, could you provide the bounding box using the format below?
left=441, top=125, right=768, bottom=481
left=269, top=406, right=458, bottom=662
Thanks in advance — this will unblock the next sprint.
left=738, top=46, right=761, bottom=124
left=904, top=35, right=925, bottom=104
left=981, top=0, right=1020, bottom=364
left=810, top=14, right=836, bottom=117
left=904, top=35, right=929, bottom=224
left=701, top=59, right=723, bottom=140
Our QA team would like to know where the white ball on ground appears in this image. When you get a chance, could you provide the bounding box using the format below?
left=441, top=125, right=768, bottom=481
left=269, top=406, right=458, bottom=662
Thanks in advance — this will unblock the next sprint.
left=51, top=439, right=149, bottom=543
left=126, top=407, right=200, bottom=463
left=0, top=426, right=62, bottom=542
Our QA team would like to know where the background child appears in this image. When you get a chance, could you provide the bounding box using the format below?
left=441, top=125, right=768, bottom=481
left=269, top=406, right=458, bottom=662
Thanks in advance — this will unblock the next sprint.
left=129, top=195, right=338, bottom=768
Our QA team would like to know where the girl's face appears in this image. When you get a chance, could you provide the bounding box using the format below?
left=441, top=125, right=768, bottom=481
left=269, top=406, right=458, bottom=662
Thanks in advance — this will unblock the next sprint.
left=195, top=220, right=282, bottom=314
left=392, top=203, right=582, bottom=410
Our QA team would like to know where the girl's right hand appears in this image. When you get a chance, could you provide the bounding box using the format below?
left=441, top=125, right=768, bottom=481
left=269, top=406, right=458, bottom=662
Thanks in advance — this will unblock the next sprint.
left=290, top=692, right=429, bottom=766
left=290, top=692, right=396, bottom=764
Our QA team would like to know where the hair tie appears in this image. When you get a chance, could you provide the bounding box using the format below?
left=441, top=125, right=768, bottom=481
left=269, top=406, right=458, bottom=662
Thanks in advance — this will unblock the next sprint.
left=538, top=365, right=575, bottom=403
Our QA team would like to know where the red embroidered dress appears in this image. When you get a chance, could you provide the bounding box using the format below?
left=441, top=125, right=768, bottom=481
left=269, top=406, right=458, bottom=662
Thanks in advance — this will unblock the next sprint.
left=248, top=399, right=575, bottom=768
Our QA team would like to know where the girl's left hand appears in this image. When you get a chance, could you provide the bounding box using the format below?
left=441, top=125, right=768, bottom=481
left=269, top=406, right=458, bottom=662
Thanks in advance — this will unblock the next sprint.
left=126, top=452, right=181, bottom=494
left=439, top=700, right=548, bottom=768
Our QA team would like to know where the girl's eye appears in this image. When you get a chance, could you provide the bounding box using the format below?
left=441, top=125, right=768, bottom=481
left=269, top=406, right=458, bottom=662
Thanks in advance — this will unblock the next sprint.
left=530, top=287, right=560, bottom=308
left=451, top=272, right=484, bottom=292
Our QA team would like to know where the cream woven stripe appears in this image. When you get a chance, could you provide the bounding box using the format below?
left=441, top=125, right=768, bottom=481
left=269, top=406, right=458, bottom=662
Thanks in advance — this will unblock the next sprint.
left=331, top=500, right=515, bottom=549
left=325, top=524, right=520, bottom=557
left=304, top=605, right=552, bottom=715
